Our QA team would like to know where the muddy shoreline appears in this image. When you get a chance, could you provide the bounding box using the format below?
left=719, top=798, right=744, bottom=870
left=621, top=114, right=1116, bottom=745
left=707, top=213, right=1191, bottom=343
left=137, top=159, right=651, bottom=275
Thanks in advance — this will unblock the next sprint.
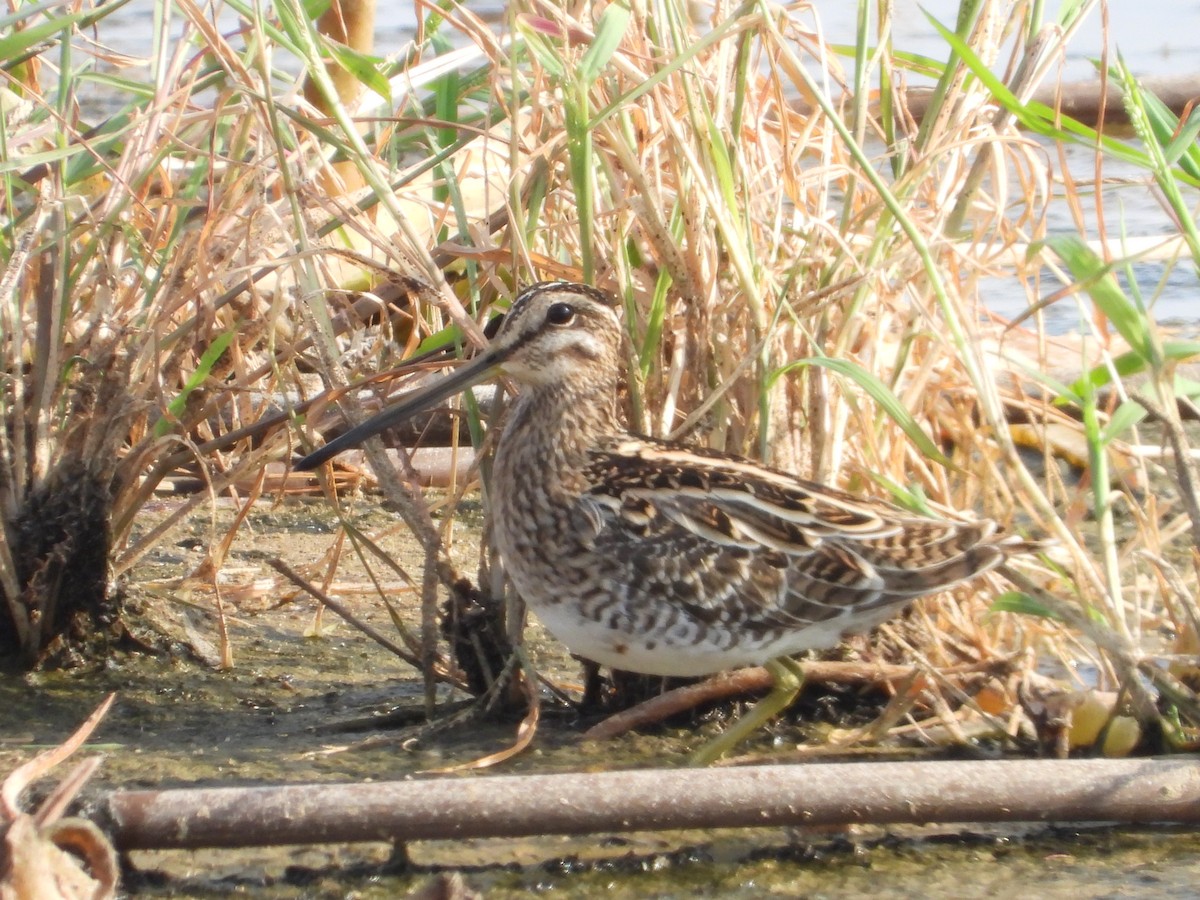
left=3, top=498, right=1198, bottom=896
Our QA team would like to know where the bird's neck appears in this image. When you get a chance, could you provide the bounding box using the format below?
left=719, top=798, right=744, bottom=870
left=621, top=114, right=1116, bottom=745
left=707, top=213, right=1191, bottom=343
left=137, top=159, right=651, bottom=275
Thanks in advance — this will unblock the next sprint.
left=500, top=380, right=622, bottom=469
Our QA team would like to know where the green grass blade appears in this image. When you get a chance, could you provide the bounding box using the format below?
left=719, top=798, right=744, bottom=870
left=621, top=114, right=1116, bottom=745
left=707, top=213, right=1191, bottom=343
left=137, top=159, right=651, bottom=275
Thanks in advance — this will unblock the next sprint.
left=324, top=41, right=392, bottom=105
left=1129, top=72, right=1200, bottom=179
left=1069, top=339, right=1200, bottom=396
left=772, top=357, right=951, bottom=467
left=153, top=330, right=236, bottom=438
left=925, top=13, right=1165, bottom=173
left=514, top=17, right=566, bottom=78
left=989, top=591, right=1065, bottom=621
left=589, top=1, right=752, bottom=128
left=1049, top=235, right=1153, bottom=362
left=577, top=3, right=630, bottom=84
left=0, top=10, right=87, bottom=61
left=1099, top=399, right=1149, bottom=445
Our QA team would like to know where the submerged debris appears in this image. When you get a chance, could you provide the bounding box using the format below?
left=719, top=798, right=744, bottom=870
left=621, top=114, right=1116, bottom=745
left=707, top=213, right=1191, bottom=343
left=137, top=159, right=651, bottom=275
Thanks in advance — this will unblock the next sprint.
left=0, top=695, right=117, bottom=900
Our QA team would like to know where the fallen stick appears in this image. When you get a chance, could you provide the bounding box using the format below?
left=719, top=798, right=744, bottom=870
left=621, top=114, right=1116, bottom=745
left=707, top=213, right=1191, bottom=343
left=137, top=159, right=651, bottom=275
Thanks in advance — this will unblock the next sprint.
left=100, top=757, right=1200, bottom=850
left=582, top=660, right=932, bottom=741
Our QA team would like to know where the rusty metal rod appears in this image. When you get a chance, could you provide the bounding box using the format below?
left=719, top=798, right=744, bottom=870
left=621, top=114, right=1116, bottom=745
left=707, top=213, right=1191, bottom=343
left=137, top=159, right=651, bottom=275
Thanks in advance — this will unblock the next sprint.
left=100, top=757, right=1200, bottom=850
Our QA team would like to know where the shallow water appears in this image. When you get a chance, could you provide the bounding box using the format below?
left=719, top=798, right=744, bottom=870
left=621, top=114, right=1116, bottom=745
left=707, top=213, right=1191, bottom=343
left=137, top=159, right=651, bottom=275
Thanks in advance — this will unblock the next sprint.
left=101, top=0, right=1200, bottom=76
left=119, top=823, right=1200, bottom=898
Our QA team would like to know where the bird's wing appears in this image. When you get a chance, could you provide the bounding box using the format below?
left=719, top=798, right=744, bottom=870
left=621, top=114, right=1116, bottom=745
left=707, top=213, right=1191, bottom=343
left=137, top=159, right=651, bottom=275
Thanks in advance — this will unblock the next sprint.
left=577, top=436, right=957, bottom=632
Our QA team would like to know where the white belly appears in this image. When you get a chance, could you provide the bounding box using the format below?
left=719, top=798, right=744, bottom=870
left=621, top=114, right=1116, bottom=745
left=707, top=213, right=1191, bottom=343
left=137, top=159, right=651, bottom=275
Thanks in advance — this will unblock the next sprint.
left=530, top=602, right=845, bottom=678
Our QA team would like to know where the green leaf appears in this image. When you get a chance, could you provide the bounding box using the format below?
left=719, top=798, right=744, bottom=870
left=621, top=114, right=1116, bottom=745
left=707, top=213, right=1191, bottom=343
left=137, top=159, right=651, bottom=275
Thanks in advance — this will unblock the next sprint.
left=1068, top=339, right=1200, bottom=396
left=0, top=0, right=73, bottom=32
left=1000, top=350, right=1080, bottom=406
left=989, top=591, right=1064, bottom=620
left=1099, top=399, right=1148, bottom=445
left=223, top=0, right=303, bottom=52
left=772, top=357, right=951, bottom=467
left=1163, top=106, right=1200, bottom=173
left=515, top=20, right=566, bottom=79
left=1049, top=235, right=1153, bottom=362
left=577, top=3, right=630, bottom=84
left=324, top=40, right=392, bottom=105
left=923, top=15, right=1157, bottom=171
left=1129, top=72, right=1200, bottom=179
left=564, top=91, right=595, bottom=281
left=153, top=330, right=236, bottom=438
left=272, top=0, right=307, bottom=47
left=79, top=72, right=156, bottom=100
left=414, top=323, right=467, bottom=357
left=590, top=2, right=751, bottom=128
left=1056, top=0, right=1089, bottom=24
left=1174, top=376, right=1200, bottom=400
left=704, top=115, right=738, bottom=215
left=0, top=9, right=87, bottom=61
left=638, top=270, right=671, bottom=379
left=0, top=143, right=87, bottom=175
left=868, top=473, right=938, bottom=517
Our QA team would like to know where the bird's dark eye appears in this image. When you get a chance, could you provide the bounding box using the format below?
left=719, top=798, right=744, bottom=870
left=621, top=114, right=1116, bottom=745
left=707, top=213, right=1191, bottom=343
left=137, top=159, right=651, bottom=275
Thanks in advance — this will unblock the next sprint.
left=546, top=302, right=575, bottom=326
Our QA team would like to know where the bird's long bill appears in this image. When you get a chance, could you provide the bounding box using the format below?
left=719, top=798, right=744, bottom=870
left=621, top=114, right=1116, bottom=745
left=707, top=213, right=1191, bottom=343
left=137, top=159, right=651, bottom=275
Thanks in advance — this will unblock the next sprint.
left=294, top=350, right=503, bottom=471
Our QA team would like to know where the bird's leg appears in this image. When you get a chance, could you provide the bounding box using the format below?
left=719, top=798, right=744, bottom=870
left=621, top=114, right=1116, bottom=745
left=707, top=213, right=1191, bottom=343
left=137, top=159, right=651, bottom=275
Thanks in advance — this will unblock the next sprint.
left=690, top=656, right=805, bottom=765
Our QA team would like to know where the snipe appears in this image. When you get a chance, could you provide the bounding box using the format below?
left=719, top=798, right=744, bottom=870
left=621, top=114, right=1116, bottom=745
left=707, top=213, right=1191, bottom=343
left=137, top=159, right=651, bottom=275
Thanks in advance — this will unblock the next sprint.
left=298, top=282, right=1029, bottom=762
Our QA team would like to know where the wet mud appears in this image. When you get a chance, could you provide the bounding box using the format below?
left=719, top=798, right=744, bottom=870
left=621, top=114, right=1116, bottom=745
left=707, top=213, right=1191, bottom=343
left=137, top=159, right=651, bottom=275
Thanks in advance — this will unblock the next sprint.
left=2, top=497, right=1197, bottom=897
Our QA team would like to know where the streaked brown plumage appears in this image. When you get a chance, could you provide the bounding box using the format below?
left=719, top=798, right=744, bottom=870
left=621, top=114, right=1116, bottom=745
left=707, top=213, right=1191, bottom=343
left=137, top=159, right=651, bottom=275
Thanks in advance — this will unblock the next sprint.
left=298, top=281, right=1028, bottom=758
